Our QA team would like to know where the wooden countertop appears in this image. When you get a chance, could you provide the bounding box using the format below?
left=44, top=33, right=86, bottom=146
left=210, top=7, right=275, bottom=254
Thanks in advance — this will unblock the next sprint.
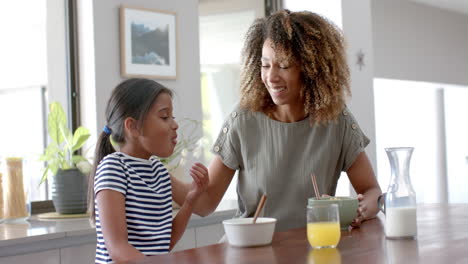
left=134, top=204, right=468, bottom=264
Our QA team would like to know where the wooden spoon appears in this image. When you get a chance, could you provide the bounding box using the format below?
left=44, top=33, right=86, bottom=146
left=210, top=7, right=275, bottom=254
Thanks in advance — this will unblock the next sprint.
left=253, top=194, right=267, bottom=224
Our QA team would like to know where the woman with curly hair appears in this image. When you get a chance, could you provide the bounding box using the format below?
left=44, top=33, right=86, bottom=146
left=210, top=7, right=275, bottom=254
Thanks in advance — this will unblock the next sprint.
left=172, top=10, right=381, bottom=231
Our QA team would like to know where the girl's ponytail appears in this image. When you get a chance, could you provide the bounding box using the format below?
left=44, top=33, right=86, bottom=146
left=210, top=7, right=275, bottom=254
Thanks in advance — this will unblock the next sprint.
left=87, top=130, right=116, bottom=222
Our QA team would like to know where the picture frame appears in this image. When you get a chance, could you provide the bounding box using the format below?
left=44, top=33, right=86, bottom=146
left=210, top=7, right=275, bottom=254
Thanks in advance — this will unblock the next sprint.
left=120, top=6, right=177, bottom=79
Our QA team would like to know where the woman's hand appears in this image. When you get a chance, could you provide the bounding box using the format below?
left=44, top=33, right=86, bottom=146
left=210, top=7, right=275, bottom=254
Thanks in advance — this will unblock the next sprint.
left=350, top=192, right=380, bottom=228
left=185, top=162, right=209, bottom=205
left=351, top=194, right=366, bottom=227
left=347, top=152, right=382, bottom=228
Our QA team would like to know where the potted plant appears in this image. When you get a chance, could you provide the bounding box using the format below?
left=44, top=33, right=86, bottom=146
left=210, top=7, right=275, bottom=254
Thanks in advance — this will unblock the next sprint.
left=39, top=102, right=91, bottom=214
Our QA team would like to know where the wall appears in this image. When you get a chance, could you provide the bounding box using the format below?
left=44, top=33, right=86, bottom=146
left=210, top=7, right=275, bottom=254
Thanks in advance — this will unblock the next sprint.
left=342, top=0, right=377, bottom=170
left=371, top=0, right=468, bottom=202
left=372, top=0, right=468, bottom=86
left=199, top=0, right=264, bottom=17
left=84, top=0, right=202, bottom=147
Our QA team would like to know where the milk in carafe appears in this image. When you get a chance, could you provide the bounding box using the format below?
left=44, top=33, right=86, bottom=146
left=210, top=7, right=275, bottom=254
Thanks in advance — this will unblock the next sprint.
left=385, top=207, right=417, bottom=238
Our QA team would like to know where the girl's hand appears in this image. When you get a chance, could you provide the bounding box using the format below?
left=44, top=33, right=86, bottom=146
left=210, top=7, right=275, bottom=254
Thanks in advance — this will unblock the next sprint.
left=185, top=162, right=209, bottom=205
left=351, top=193, right=379, bottom=228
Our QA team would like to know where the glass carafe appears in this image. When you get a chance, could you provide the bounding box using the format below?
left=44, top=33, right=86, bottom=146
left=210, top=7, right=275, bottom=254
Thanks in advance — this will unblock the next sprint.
left=380, top=147, right=417, bottom=239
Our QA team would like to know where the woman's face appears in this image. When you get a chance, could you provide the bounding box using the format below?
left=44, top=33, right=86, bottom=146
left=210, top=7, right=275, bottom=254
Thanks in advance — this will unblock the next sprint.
left=261, top=39, right=303, bottom=107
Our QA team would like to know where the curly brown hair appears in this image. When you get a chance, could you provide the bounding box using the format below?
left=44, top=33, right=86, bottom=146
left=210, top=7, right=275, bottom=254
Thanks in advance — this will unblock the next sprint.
left=239, top=9, right=350, bottom=123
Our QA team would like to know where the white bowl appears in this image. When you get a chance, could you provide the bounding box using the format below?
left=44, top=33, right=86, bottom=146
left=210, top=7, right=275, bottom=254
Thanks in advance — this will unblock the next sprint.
left=222, top=217, right=277, bottom=247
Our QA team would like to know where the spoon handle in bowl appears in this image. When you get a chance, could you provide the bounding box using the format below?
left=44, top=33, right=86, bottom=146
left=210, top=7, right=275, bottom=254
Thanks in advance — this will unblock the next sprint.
left=253, top=194, right=267, bottom=224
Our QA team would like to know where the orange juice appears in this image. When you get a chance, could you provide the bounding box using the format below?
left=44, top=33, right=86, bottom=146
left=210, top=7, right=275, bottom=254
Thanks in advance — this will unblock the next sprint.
left=307, top=222, right=340, bottom=248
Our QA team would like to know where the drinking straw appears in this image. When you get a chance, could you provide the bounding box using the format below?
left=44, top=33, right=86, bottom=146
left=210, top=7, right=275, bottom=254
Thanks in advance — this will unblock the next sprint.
left=311, top=174, right=321, bottom=199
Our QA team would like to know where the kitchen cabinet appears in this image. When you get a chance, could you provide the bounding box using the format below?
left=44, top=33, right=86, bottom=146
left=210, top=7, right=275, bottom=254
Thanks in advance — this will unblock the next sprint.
left=172, top=223, right=225, bottom=252
left=0, top=200, right=235, bottom=263
left=195, top=223, right=224, bottom=247
left=0, top=223, right=225, bottom=263
left=60, top=244, right=96, bottom=264
left=0, top=249, right=59, bottom=264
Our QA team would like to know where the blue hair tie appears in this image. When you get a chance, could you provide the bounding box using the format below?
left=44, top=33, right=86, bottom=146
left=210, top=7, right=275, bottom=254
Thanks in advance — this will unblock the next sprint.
left=103, top=125, right=112, bottom=135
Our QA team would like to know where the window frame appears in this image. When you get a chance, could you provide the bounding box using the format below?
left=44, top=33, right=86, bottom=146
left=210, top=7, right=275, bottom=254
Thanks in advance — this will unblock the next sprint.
left=31, top=0, right=80, bottom=213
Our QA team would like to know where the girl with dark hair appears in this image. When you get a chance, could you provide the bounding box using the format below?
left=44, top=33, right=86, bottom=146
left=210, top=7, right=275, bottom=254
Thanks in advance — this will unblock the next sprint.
left=88, top=78, right=209, bottom=263
left=172, top=10, right=382, bottom=232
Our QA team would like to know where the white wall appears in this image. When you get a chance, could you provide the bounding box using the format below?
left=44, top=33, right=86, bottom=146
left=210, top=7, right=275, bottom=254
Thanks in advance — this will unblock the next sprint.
left=85, top=0, right=203, bottom=146
left=284, top=0, right=342, bottom=28
left=199, top=0, right=264, bottom=17
left=372, top=0, right=468, bottom=86
left=342, top=0, right=377, bottom=169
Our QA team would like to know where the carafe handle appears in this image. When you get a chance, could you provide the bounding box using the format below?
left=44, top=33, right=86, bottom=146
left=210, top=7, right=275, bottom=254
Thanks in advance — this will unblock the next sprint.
left=378, top=193, right=386, bottom=214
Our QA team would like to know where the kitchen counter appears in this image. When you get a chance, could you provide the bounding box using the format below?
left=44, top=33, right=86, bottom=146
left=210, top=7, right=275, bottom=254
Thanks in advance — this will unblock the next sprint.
left=0, top=199, right=237, bottom=257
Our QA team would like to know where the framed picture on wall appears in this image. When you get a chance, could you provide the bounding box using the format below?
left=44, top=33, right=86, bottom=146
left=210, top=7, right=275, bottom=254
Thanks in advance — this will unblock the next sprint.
left=120, top=6, right=177, bottom=79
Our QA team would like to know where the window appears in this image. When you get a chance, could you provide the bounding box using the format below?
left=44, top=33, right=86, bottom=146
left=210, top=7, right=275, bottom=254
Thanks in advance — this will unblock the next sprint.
left=0, top=0, right=75, bottom=202
left=199, top=1, right=264, bottom=200
left=199, top=10, right=255, bottom=200
left=374, top=78, right=468, bottom=203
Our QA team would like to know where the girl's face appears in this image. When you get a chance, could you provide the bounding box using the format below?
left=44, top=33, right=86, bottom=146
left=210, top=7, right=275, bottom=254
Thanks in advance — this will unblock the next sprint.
left=135, top=93, right=178, bottom=159
left=261, top=39, right=303, bottom=107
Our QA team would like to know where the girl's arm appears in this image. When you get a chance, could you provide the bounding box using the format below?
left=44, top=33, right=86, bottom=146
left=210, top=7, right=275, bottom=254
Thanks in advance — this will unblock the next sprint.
left=346, top=151, right=382, bottom=227
left=169, top=199, right=194, bottom=251
left=171, top=156, right=236, bottom=217
left=170, top=163, right=210, bottom=250
left=95, top=190, right=145, bottom=262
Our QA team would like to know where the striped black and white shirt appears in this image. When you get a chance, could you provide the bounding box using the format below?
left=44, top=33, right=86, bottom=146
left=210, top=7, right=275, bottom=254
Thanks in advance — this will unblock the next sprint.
left=94, top=152, right=172, bottom=264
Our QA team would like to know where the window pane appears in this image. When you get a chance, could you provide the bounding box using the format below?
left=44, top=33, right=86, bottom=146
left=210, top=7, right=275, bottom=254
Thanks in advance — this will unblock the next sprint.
left=374, top=78, right=446, bottom=203
left=444, top=85, right=468, bottom=203
left=0, top=87, right=47, bottom=200
left=199, top=8, right=257, bottom=201
left=0, top=0, right=71, bottom=201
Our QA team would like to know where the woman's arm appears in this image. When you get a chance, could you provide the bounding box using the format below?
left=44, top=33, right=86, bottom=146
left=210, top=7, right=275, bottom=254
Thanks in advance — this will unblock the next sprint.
left=346, top=151, right=382, bottom=226
left=171, top=156, right=236, bottom=217
left=95, top=190, right=145, bottom=262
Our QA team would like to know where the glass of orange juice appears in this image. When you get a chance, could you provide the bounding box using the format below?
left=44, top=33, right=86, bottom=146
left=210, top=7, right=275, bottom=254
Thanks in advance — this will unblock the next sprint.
left=307, top=203, right=340, bottom=249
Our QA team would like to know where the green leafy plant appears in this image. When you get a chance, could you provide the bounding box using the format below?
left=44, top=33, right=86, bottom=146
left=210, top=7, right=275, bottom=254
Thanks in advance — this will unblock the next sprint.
left=158, top=118, right=202, bottom=172
left=39, top=102, right=91, bottom=184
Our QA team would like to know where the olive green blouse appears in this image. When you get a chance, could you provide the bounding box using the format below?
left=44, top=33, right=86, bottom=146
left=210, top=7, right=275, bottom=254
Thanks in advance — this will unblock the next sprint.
left=211, top=105, right=369, bottom=231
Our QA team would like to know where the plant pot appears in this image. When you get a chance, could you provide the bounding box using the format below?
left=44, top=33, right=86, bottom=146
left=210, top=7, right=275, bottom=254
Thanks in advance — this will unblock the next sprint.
left=52, top=168, right=88, bottom=214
